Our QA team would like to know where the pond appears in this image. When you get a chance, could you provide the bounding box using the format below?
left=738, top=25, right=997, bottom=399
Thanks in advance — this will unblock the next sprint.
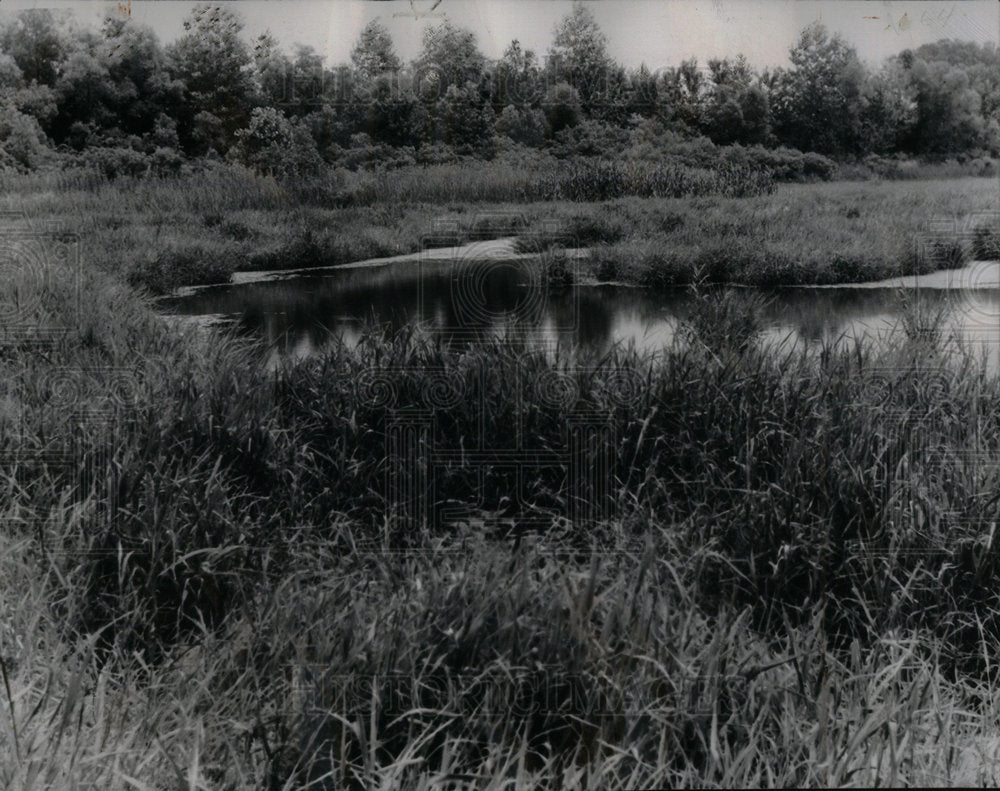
left=159, top=254, right=1000, bottom=368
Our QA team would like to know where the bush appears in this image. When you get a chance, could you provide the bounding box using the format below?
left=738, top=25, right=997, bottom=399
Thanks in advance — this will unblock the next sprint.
left=235, top=108, right=326, bottom=181
left=128, top=241, right=240, bottom=294
left=549, top=119, right=631, bottom=158
left=150, top=146, right=184, bottom=176
left=562, top=212, right=627, bottom=245
left=415, top=142, right=461, bottom=165
left=730, top=145, right=837, bottom=182
left=972, top=224, right=1000, bottom=260
left=334, top=140, right=417, bottom=171
left=543, top=82, right=582, bottom=136
left=495, top=104, right=546, bottom=147
left=0, top=104, right=54, bottom=172
left=802, top=151, right=838, bottom=179
left=74, top=146, right=151, bottom=179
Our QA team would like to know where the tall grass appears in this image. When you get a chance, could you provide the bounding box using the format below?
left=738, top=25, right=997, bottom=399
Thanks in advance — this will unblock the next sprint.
left=338, top=160, right=774, bottom=205
left=2, top=169, right=992, bottom=295
left=7, top=251, right=1000, bottom=785
left=590, top=178, right=997, bottom=287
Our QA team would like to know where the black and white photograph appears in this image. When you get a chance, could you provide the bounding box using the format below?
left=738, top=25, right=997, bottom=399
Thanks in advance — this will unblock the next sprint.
left=0, top=0, right=999, bottom=786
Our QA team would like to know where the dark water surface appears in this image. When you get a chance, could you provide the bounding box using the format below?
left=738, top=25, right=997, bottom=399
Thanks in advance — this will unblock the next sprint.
left=160, top=257, right=1000, bottom=367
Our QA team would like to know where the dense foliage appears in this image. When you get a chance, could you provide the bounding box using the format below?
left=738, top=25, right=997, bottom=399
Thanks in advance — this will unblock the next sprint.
left=0, top=3, right=997, bottom=179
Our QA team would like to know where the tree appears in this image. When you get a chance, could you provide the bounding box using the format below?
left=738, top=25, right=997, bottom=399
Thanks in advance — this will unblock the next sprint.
left=495, top=104, right=546, bottom=146
left=771, top=23, right=866, bottom=155
left=702, top=56, right=770, bottom=145
left=856, top=61, right=915, bottom=155
left=900, top=56, right=985, bottom=157
left=49, top=15, right=182, bottom=148
left=437, top=82, right=495, bottom=152
left=544, top=82, right=582, bottom=136
left=234, top=105, right=323, bottom=179
left=625, top=65, right=659, bottom=119
left=0, top=53, right=20, bottom=89
left=167, top=4, right=254, bottom=155
left=252, top=32, right=292, bottom=109
left=493, top=39, right=542, bottom=111
left=288, top=45, right=325, bottom=116
left=894, top=41, right=1000, bottom=157
left=51, top=44, right=113, bottom=144
left=413, top=21, right=485, bottom=97
left=361, top=71, right=417, bottom=147
left=0, top=105, right=51, bottom=171
left=350, top=20, right=400, bottom=80
left=657, top=58, right=707, bottom=135
left=101, top=17, right=182, bottom=139
left=546, top=3, right=615, bottom=115
left=0, top=9, right=72, bottom=88
left=10, top=82, right=59, bottom=135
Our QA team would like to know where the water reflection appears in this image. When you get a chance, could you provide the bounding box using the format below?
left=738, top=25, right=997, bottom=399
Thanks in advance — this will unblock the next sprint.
left=160, top=258, right=1000, bottom=367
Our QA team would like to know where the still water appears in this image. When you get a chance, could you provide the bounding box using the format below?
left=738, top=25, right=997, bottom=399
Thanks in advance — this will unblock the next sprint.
left=160, top=256, right=1000, bottom=367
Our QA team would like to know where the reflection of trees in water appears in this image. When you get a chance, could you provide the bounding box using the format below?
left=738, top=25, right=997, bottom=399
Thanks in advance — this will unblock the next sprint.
left=168, top=267, right=1000, bottom=363
left=572, top=290, right=613, bottom=349
left=759, top=288, right=955, bottom=342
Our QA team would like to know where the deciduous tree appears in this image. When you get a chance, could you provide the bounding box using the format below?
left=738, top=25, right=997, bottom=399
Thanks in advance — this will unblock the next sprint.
left=546, top=3, right=615, bottom=116
left=350, top=20, right=401, bottom=80
left=771, top=23, right=865, bottom=155
left=167, top=4, right=255, bottom=155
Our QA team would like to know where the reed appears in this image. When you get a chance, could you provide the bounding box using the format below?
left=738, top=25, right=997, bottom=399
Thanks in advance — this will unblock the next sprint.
left=2, top=168, right=992, bottom=295
left=5, top=255, right=1000, bottom=786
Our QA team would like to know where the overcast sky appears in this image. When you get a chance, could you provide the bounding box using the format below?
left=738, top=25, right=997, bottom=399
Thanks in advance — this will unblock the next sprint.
left=2, top=1, right=997, bottom=70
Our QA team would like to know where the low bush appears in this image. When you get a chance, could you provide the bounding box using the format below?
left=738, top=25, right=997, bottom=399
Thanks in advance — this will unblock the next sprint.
left=128, top=241, right=240, bottom=293
left=973, top=222, right=1000, bottom=260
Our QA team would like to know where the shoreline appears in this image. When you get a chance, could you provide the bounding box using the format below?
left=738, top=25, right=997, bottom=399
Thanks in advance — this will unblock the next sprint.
left=162, top=250, right=1000, bottom=300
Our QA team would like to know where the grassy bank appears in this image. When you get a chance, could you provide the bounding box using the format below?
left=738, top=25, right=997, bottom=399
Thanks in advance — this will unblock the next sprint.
left=6, top=241, right=1000, bottom=785
left=588, top=178, right=1000, bottom=286
left=2, top=164, right=995, bottom=295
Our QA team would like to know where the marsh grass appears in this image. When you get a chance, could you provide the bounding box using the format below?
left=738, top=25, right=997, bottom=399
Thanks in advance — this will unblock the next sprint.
left=590, top=178, right=997, bottom=287
left=6, top=250, right=1000, bottom=785
left=335, top=160, right=774, bottom=206
left=1, top=168, right=993, bottom=294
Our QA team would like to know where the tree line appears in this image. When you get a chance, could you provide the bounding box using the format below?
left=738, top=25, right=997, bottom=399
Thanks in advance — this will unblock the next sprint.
left=0, top=3, right=997, bottom=177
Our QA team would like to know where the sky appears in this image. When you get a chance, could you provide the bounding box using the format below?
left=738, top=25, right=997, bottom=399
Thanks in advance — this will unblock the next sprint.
left=1, top=1, right=997, bottom=70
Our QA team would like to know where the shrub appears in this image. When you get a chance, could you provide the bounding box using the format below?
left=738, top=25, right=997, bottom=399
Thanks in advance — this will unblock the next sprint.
left=128, top=241, right=240, bottom=294
left=543, top=82, right=582, bottom=136
left=415, top=142, right=461, bottom=165
left=0, top=104, right=53, bottom=172
left=802, top=151, right=838, bottom=179
left=150, top=146, right=184, bottom=176
left=972, top=224, right=1000, bottom=260
left=235, top=107, right=326, bottom=181
left=559, top=212, right=627, bottom=245
left=74, top=146, right=151, bottom=179
left=549, top=119, right=631, bottom=158
left=495, top=104, right=546, bottom=147
left=334, top=141, right=417, bottom=171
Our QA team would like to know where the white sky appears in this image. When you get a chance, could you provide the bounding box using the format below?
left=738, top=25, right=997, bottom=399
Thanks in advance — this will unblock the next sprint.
left=1, top=1, right=997, bottom=70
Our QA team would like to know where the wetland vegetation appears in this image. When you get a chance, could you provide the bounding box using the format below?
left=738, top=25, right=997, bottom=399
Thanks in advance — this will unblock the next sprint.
left=1, top=2, right=999, bottom=788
